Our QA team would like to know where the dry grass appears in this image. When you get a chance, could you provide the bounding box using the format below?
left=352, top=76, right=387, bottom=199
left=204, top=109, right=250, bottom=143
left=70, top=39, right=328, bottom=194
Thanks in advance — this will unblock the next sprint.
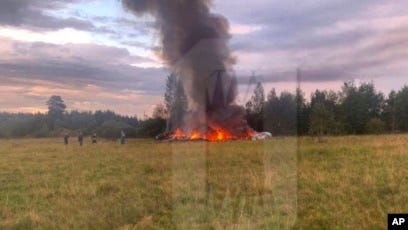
left=0, top=135, right=407, bottom=229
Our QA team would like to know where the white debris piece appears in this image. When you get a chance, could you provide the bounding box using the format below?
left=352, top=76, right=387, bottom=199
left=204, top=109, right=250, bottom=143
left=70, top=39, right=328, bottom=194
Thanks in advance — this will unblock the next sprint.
left=251, top=132, right=272, bottom=140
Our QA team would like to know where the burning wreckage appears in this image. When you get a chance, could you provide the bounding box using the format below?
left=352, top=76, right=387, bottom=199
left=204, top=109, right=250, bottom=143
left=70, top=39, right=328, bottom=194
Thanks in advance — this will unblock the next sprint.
left=157, top=130, right=272, bottom=142
left=122, top=0, right=271, bottom=141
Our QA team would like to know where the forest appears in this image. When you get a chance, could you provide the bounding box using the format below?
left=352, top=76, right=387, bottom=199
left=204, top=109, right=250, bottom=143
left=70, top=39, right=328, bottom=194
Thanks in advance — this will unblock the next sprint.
left=0, top=74, right=407, bottom=138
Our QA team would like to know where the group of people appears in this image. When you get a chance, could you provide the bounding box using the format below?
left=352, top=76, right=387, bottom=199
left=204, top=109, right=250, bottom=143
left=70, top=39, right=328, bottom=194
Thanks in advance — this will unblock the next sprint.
left=63, top=130, right=126, bottom=146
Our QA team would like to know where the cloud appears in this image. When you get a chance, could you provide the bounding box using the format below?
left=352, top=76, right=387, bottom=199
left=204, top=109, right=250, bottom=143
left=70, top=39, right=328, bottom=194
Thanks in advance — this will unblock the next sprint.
left=0, top=0, right=407, bottom=114
left=0, top=37, right=168, bottom=115
left=0, top=0, right=97, bottom=31
left=0, top=0, right=146, bottom=42
left=212, top=0, right=408, bottom=86
left=0, top=79, right=163, bottom=115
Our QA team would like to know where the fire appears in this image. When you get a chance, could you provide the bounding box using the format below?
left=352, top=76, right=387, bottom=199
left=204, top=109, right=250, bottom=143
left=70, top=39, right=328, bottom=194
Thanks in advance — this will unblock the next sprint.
left=173, top=128, right=185, bottom=139
left=207, top=128, right=234, bottom=142
left=190, top=130, right=203, bottom=140
left=168, top=127, right=254, bottom=142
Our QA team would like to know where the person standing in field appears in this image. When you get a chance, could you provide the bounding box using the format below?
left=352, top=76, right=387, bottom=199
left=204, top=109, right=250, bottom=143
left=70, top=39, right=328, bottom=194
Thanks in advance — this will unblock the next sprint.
left=64, top=132, right=69, bottom=145
left=91, top=132, right=97, bottom=144
left=78, top=131, right=84, bottom=146
left=120, top=130, right=126, bottom=145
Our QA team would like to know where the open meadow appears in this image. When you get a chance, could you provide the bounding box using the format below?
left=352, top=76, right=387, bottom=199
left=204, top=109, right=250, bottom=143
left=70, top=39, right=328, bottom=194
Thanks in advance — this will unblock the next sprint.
left=0, top=135, right=407, bottom=229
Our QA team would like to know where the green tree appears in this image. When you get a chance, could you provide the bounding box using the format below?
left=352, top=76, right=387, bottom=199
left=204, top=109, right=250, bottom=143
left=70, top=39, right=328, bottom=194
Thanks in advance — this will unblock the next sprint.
left=309, top=103, right=334, bottom=142
left=340, top=81, right=384, bottom=134
left=164, top=73, right=177, bottom=113
left=246, top=82, right=265, bottom=114
left=164, top=73, right=188, bottom=131
left=311, top=90, right=344, bottom=135
left=395, top=86, right=408, bottom=131
left=46, top=95, right=66, bottom=130
left=296, top=88, right=310, bottom=135
left=264, top=90, right=297, bottom=135
left=245, top=82, right=265, bottom=131
left=366, top=118, right=386, bottom=134
left=383, top=91, right=397, bottom=132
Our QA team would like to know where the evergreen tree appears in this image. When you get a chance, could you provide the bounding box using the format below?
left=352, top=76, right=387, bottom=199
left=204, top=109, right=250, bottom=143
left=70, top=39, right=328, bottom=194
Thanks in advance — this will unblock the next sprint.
left=340, top=81, right=384, bottom=134
left=245, top=82, right=265, bottom=131
left=310, top=103, right=334, bottom=142
left=164, top=73, right=188, bottom=131
left=46, top=95, right=66, bottom=130
left=311, top=90, right=344, bottom=135
left=383, top=91, right=397, bottom=132
left=296, top=88, right=310, bottom=135
left=264, top=90, right=297, bottom=135
left=395, top=86, right=408, bottom=131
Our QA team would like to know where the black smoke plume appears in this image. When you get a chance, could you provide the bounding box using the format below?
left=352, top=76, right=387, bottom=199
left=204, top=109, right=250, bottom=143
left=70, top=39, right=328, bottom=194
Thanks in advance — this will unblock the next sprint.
left=123, top=0, right=252, bottom=136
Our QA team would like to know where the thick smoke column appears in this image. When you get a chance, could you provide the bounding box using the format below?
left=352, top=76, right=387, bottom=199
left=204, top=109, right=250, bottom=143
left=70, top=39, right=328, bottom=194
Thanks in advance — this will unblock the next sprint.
left=123, top=0, right=255, bottom=139
left=122, top=0, right=237, bottom=111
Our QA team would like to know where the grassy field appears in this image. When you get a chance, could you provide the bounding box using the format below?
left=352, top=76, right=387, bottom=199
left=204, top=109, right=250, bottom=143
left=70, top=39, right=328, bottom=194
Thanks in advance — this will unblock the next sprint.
left=0, top=135, right=407, bottom=229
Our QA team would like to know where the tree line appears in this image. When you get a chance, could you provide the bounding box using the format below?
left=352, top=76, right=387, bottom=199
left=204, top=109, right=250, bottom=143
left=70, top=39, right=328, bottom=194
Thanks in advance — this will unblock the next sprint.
left=245, top=81, right=408, bottom=138
left=0, top=75, right=407, bottom=139
left=0, top=95, right=165, bottom=139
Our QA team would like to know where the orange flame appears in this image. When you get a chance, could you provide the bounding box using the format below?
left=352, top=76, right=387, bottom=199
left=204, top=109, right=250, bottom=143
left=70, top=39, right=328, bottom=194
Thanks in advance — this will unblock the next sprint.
left=170, top=127, right=255, bottom=142
left=173, top=128, right=185, bottom=139
left=190, top=130, right=202, bottom=140
left=207, top=128, right=234, bottom=141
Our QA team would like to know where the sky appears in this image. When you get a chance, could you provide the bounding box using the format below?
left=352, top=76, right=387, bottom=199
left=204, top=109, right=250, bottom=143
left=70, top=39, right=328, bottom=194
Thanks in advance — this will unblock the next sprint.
left=0, top=0, right=407, bottom=116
